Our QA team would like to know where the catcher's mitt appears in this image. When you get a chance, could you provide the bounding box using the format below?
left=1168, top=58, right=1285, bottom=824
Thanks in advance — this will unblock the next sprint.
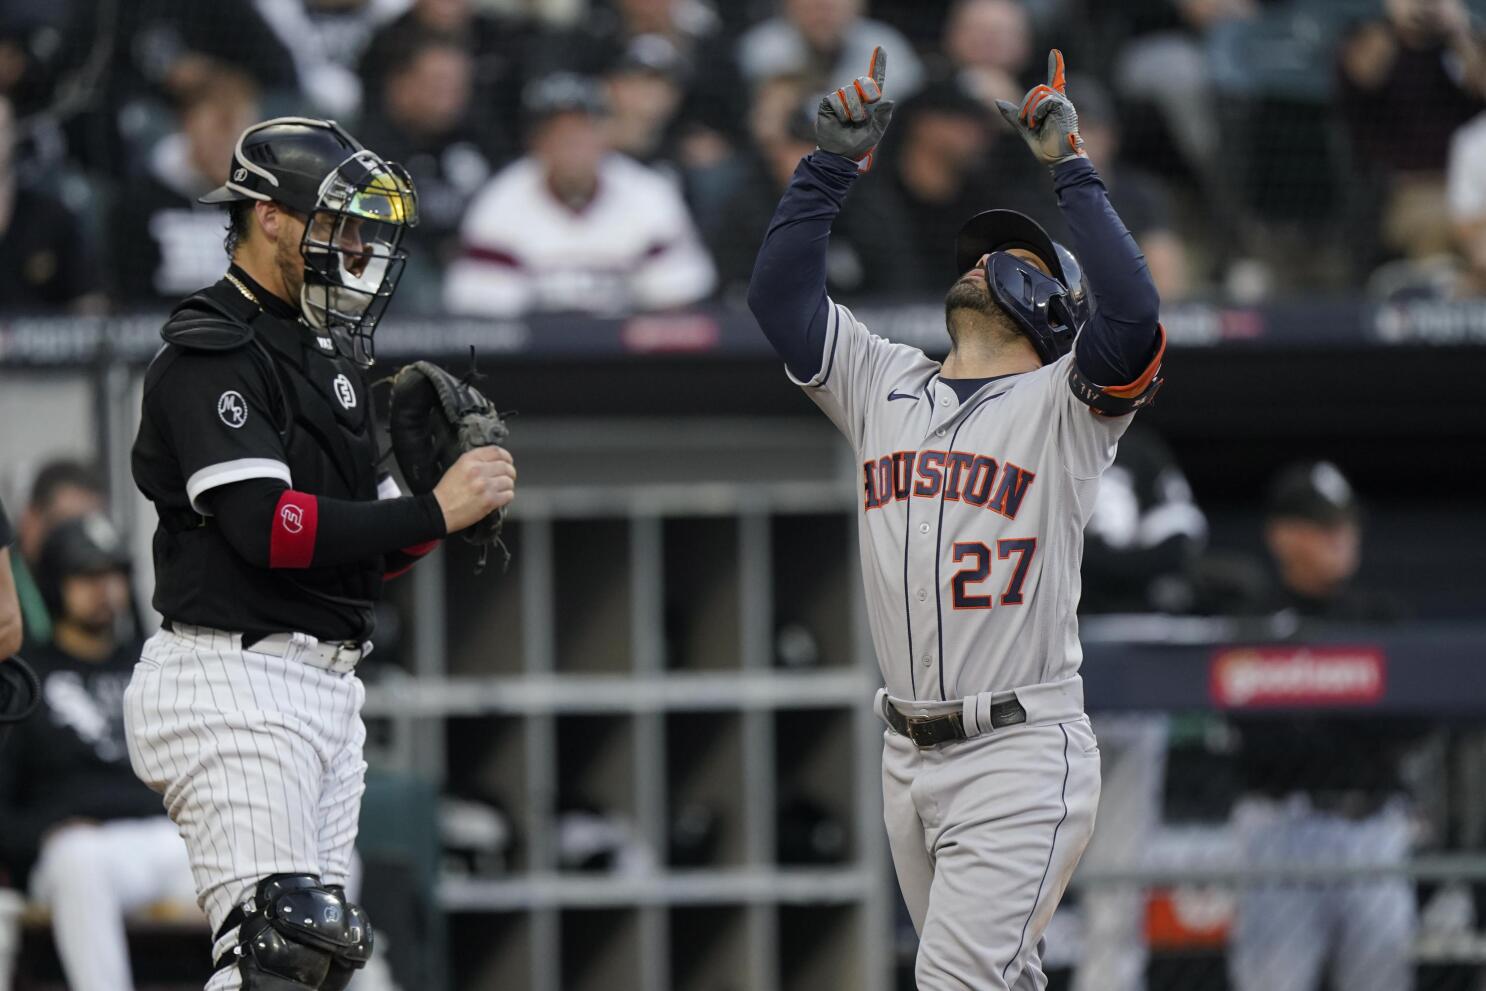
left=389, top=359, right=511, bottom=572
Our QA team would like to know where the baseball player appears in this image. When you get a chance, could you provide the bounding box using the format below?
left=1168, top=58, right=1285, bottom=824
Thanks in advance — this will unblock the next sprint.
left=748, top=50, right=1165, bottom=989
left=125, top=117, right=516, bottom=989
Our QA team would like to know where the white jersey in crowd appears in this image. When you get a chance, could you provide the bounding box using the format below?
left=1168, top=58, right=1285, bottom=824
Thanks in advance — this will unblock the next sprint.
left=799, top=300, right=1147, bottom=703
left=444, top=154, right=717, bottom=318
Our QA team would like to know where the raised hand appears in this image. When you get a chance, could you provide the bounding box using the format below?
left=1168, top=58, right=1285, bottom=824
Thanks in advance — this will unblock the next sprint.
left=995, top=50, right=1087, bottom=168
left=816, top=46, right=896, bottom=171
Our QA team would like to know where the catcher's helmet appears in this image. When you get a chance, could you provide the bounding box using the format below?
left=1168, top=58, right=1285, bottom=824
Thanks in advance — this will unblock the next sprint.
left=954, top=210, right=1090, bottom=366
left=199, top=117, right=418, bottom=366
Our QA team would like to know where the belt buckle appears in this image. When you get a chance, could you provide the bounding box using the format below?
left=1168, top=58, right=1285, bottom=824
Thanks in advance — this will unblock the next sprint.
left=906, top=713, right=963, bottom=748
left=331, top=641, right=361, bottom=667
left=906, top=718, right=936, bottom=748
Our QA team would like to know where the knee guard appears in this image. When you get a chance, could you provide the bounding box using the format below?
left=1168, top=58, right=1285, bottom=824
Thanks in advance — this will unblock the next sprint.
left=319, top=884, right=373, bottom=991
left=215, top=874, right=374, bottom=990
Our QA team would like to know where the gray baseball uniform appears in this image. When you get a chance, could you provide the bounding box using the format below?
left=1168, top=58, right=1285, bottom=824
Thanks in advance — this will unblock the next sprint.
left=751, top=49, right=1163, bottom=984
left=799, top=304, right=1128, bottom=988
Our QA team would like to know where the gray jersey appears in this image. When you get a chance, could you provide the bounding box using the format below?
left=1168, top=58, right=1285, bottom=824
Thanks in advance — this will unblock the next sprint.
left=796, top=301, right=1137, bottom=701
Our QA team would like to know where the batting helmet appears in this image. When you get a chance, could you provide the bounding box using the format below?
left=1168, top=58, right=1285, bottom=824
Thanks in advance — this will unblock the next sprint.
left=954, top=210, right=1091, bottom=366
left=199, top=117, right=418, bottom=366
left=33, top=514, right=131, bottom=618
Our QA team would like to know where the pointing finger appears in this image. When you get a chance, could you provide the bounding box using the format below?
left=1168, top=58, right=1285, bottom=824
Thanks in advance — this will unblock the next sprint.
left=1047, top=49, right=1066, bottom=93
left=868, top=46, right=887, bottom=92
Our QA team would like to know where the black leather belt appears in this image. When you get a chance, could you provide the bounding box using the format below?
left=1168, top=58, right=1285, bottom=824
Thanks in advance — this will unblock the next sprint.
left=882, top=694, right=1027, bottom=748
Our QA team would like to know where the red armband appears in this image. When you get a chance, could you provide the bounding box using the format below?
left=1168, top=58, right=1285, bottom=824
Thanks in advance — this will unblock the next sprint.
left=269, top=490, right=319, bottom=569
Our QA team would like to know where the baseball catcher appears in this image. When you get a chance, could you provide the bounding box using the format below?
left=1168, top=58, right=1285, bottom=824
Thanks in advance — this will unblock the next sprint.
left=126, top=117, right=517, bottom=990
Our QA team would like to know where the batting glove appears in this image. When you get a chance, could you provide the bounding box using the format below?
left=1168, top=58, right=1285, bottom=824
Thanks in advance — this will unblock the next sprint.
left=816, top=46, right=895, bottom=171
left=996, top=50, right=1087, bottom=168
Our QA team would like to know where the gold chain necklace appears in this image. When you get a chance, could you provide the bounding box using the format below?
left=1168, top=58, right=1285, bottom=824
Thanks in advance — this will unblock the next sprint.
left=223, top=272, right=260, bottom=305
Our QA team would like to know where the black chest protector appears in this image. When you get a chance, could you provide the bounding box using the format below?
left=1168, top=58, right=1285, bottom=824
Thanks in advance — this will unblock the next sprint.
left=161, top=281, right=378, bottom=506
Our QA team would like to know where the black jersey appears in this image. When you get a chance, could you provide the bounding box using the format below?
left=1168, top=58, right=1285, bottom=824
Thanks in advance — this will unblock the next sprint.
left=132, top=267, right=387, bottom=641
left=0, top=639, right=162, bottom=879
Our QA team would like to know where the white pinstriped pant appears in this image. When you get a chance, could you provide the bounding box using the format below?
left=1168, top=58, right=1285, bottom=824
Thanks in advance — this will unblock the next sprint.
left=123, top=625, right=367, bottom=990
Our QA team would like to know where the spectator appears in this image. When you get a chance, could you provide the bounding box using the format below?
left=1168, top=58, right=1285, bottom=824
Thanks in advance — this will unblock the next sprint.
left=603, top=34, right=691, bottom=168
left=252, top=0, right=410, bottom=117
left=445, top=73, right=716, bottom=317
left=1070, top=74, right=1191, bottom=300
left=357, top=30, right=503, bottom=307
left=1340, top=0, right=1486, bottom=259
left=880, top=82, right=1051, bottom=293
left=34, top=0, right=293, bottom=186
left=737, top=0, right=925, bottom=99
left=0, top=498, right=19, bottom=659
left=555, top=0, right=743, bottom=176
left=10, top=459, right=106, bottom=648
left=0, top=96, right=105, bottom=312
left=1226, top=461, right=1424, bottom=991
left=108, top=0, right=298, bottom=104
left=1111, top=0, right=1255, bottom=190
left=0, top=0, right=71, bottom=116
left=109, top=69, right=261, bottom=302
left=709, top=80, right=917, bottom=299
left=936, top=0, right=1034, bottom=113
left=566, top=0, right=744, bottom=166
left=359, top=0, right=534, bottom=139
left=0, top=515, right=192, bottom=991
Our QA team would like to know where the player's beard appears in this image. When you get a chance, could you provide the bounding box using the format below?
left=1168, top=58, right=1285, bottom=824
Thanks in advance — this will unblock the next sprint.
left=944, top=276, right=1021, bottom=350
left=275, top=228, right=307, bottom=315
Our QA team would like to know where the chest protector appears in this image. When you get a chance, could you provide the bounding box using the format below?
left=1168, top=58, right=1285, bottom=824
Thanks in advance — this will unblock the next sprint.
left=162, top=281, right=378, bottom=505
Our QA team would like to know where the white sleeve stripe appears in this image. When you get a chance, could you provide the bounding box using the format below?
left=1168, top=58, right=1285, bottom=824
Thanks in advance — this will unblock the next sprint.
left=785, top=299, right=842, bottom=389
left=376, top=475, right=403, bottom=500
left=185, top=458, right=292, bottom=515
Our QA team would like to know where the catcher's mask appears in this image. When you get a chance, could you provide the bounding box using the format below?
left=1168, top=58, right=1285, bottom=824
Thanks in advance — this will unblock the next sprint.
left=954, top=209, right=1090, bottom=366
left=200, top=117, right=419, bottom=367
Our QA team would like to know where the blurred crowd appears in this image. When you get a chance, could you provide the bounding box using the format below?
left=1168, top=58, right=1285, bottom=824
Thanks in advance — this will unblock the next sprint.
left=4, top=0, right=1486, bottom=317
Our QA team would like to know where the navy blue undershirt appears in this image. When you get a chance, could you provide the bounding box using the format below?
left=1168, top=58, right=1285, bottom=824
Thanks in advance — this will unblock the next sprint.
left=941, top=374, right=1013, bottom=403
left=746, top=151, right=1161, bottom=388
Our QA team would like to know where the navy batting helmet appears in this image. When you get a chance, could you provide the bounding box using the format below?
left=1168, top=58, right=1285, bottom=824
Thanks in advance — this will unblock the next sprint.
left=954, top=210, right=1091, bottom=366
left=200, top=117, right=418, bottom=366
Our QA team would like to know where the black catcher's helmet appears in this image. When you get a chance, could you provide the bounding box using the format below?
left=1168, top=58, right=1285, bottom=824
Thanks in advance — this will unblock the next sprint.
left=954, top=210, right=1090, bottom=366
left=200, top=117, right=418, bottom=366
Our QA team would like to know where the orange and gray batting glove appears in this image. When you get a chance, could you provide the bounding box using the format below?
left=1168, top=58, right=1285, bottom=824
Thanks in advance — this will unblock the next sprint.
left=995, top=50, right=1088, bottom=169
left=816, top=46, right=895, bottom=172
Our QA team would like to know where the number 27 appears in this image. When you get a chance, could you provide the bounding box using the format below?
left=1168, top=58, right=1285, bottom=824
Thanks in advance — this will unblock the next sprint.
left=951, top=539, right=1036, bottom=609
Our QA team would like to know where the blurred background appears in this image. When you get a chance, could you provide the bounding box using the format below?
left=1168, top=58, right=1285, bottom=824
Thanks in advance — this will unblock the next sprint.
left=4, top=0, right=1486, bottom=988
